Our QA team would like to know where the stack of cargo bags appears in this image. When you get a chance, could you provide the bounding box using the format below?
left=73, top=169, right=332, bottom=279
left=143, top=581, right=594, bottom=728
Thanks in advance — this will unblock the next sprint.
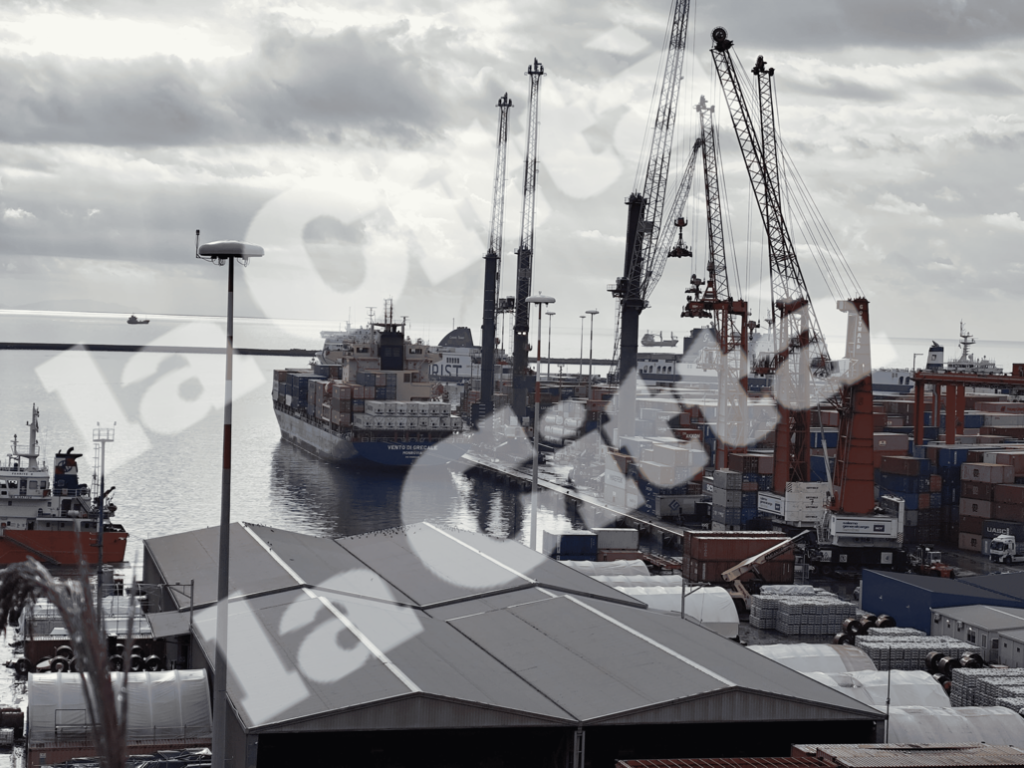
left=951, top=667, right=1024, bottom=707
left=748, top=586, right=851, bottom=637
left=856, top=636, right=980, bottom=671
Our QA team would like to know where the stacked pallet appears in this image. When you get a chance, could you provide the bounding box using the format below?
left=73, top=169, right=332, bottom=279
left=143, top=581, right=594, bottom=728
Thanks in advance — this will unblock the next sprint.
left=950, top=667, right=1024, bottom=706
left=749, top=589, right=850, bottom=636
left=864, top=626, right=926, bottom=638
left=856, top=637, right=979, bottom=671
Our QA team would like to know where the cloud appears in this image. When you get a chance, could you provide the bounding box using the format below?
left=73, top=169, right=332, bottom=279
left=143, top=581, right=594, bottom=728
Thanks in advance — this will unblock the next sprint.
left=0, top=24, right=447, bottom=147
left=870, top=193, right=941, bottom=224
left=576, top=229, right=625, bottom=245
left=984, top=212, right=1024, bottom=232
left=3, top=207, right=35, bottom=220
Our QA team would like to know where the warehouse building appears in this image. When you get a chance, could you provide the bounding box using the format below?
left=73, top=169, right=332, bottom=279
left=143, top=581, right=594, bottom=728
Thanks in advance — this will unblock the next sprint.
left=144, top=523, right=883, bottom=768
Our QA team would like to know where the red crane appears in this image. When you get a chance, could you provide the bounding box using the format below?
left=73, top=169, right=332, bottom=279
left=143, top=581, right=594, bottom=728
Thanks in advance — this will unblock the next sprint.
left=710, top=28, right=874, bottom=515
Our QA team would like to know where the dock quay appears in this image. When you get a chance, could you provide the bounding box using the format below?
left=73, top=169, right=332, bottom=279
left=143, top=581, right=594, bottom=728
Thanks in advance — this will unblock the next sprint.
left=462, top=452, right=692, bottom=549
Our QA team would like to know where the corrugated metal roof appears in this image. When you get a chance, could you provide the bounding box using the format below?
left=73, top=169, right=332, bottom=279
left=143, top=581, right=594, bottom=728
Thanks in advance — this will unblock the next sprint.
left=151, top=522, right=884, bottom=734
left=795, top=743, right=1024, bottom=767
left=145, top=610, right=192, bottom=639
left=964, top=573, right=1024, bottom=601
left=618, top=759, right=824, bottom=768
left=931, top=605, right=1024, bottom=631
left=867, top=571, right=1020, bottom=599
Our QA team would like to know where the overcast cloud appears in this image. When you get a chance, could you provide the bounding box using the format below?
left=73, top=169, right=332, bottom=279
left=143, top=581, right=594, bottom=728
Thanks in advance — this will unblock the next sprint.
left=2, top=0, right=1024, bottom=355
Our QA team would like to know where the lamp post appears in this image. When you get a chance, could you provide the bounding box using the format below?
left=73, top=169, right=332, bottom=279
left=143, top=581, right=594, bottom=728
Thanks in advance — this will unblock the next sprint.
left=526, top=294, right=555, bottom=551
left=586, top=309, right=600, bottom=400
left=545, top=311, right=555, bottom=383
left=195, top=231, right=264, bottom=768
left=579, top=315, right=585, bottom=382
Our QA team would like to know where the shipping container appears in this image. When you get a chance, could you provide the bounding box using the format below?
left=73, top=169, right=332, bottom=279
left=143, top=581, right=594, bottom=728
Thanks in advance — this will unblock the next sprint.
left=592, top=528, right=639, bottom=551
left=960, top=498, right=993, bottom=519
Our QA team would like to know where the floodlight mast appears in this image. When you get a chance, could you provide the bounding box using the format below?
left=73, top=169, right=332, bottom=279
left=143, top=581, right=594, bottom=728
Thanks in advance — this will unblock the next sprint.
left=195, top=230, right=263, bottom=768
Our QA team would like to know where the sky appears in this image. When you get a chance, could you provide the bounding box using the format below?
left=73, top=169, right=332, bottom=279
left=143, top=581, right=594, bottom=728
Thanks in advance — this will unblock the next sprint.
left=2, top=0, right=1024, bottom=364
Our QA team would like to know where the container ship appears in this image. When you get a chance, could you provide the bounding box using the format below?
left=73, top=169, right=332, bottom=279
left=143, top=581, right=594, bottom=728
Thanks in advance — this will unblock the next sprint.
left=0, top=406, right=128, bottom=566
left=272, top=302, right=467, bottom=467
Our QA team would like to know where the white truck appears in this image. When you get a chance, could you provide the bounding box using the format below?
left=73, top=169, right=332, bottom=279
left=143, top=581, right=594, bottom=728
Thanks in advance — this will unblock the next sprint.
left=990, top=534, right=1024, bottom=564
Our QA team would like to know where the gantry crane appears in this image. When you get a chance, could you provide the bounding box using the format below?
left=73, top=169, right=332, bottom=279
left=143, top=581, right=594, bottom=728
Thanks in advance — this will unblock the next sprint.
left=511, top=60, right=545, bottom=421
left=610, top=0, right=691, bottom=437
left=479, top=93, right=513, bottom=422
left=682, top=96, right=749, bottom=471
left=710, top=28, right=874, bottom=517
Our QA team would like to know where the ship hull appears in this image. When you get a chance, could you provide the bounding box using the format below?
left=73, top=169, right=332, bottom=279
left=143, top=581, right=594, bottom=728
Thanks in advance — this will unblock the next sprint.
left=275, top=407, right=465, bottom=468
left=0, top=529, right=128, bottom=566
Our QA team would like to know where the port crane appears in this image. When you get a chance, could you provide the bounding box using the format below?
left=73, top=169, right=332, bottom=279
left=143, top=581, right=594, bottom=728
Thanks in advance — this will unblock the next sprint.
left=479, top=93, right=513, bottom=422
left=610, top=0, right=691, bottom=437
left=682, top=95, right=749, bottom=470
left=511, top=60, right=545, bottom=422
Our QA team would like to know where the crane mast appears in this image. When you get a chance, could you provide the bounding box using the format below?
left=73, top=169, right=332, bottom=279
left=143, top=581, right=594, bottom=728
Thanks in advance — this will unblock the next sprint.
left=683, top=96, right=749, bottom=470
left=511, top=59, right=545, bottom=421
left=479, top=93, right=513, bottom=421
left=611, top=0, right=691, bottom=437
left=710, top=28, right=827, bottom=489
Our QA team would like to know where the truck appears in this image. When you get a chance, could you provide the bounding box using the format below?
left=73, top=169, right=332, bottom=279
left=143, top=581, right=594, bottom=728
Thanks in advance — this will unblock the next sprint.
left=990, top=534, right=1024, bottom=564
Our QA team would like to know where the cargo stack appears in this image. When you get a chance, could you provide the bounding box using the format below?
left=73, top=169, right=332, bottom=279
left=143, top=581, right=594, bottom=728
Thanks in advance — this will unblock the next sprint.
left=727, top=453, right=773, bottom=527
left=682, top=531, right=793, bottom=584
left=877, top=455, right=941, bottom=546
left=959, top=462, right=1016, bottom=553
left=748, top=589, right=850, bottom=637
left=950, top=668, right=1024, bottom=707
left=855, top=636, right=980, bottom=671
left=711, top=469, right=743, bottom=530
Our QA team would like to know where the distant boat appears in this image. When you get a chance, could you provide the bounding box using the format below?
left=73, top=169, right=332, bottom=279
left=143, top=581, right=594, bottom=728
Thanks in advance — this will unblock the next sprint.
left=641, top=331, right=678, bottom=348
left=127, top=315, right=150, bottom=325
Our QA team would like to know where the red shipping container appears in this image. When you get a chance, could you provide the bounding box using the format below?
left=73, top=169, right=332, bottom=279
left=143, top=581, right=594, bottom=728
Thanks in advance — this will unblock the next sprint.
left=960, top=515, right=986, bottom=535
left=930, top=475, right=942, bottom=492
left=995, top=484, right=1024, bottom=504
left=962, top=481, right=997, bottom=501
left=995, top=452, right=1024, bottom=475
left=993, top=502, right=1024, bottom=524
left=880, top=456, right=926, bottom=476
left=918, top=493, right=931, bottom=510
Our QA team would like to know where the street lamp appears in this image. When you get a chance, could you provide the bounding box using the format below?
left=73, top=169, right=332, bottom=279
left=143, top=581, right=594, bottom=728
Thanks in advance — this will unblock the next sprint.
left=195, top=231, right=264, bottom=768
left=586, top=309, right=600, bottom=399
left=526, top=293, right=555, bottom=551
left=579, top=315, right=586, bottom=381
left=546, top=311, right=555, bottom=382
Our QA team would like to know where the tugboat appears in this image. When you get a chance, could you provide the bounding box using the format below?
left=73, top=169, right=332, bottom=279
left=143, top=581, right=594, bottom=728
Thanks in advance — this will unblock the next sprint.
left=0, top=406, right=128, bottom=566
left=127, top=315, right=150, bottom=325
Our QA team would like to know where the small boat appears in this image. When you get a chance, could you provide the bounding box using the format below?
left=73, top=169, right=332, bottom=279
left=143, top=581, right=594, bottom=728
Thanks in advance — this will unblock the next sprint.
left=127, top=315, right=150, bottom=325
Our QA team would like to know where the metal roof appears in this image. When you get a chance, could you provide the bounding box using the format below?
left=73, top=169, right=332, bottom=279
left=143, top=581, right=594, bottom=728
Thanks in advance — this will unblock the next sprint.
left=963, top=573, right=1024, bottom=601
left=931, top=605, right=1024, bottom=631
left=618, top=760, right=824, bottom=768
left=148, top=522, right=883, bottom=734
left=794, top=743, right=1024, bottom=767
left=867, top=571, right=1021, bottom=599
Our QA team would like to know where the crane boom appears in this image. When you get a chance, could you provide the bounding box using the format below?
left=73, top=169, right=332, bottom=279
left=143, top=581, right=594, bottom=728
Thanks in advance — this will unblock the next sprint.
left=479, top=93, right=513, bottom=422
left=511, top=60, right=545, bottom=420
left=611, top=0, right=691, bottom=435
left=648, top=137, right=701, bottom=295
left=722, top=529, right=811, bottom=608
left=683, top=96, right=749, bottom=469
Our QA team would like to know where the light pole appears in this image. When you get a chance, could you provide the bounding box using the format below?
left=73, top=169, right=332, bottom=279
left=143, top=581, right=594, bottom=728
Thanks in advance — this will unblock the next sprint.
left=526, top=294, right=555, bottom=551
left=579, top=315, right=585, bottom=382
left=546, top=311, right=555, bottom=382
left=195, top=231, right=264, bottom=768
left=586, top=309, right=600, bottom=400
left=91, top=424, right=115, bottom=625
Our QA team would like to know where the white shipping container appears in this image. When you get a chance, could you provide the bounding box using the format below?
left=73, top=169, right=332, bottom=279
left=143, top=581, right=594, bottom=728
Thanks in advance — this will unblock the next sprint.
left=593, top=528, right=640, bottom=551
left=384, top=402, right=397, bottom=415
left=366, top=401, right=384, bottom=415
left=395, top=402, right=408, bottom=415
left=395, top=418, right=407, bottom=429
left=605, top=470, right=626, bottom=489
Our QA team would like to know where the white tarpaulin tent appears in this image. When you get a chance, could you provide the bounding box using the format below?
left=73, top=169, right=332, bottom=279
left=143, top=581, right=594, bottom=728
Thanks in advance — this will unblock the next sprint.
left=563, top=560, right=650, bottom=577
left=27, top=670, right=212, bottom=742
left=615, top=586, right=739, bottom=638
left=886, top=706, right=1024, bottom=745
left=804, top=671, right=949, bottom=711
left=750, top=644, right=877, bottom=674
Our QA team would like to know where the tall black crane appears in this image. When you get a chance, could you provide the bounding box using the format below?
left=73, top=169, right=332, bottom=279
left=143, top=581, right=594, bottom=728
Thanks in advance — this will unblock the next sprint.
left=611, top=0, right=691, bottom=437
left=710, top=28, right=831, bottom=490
left=683, top=96, right=749, bottom=469
left=479, top=93, right=513, bottom=422
left=511, top=59, right=545, bottom=421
